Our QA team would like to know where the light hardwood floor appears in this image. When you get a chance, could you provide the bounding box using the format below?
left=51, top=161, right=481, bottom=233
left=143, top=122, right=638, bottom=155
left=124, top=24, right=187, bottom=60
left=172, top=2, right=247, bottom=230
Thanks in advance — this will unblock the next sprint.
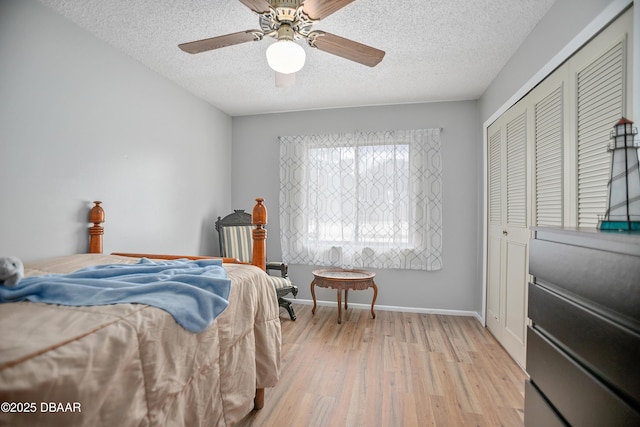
left=237, top=304, right=527, bottom=427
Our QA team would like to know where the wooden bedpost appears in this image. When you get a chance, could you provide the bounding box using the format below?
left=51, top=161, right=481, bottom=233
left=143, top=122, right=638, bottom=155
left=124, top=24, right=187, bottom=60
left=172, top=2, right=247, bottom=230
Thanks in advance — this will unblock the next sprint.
left=88, top=201, right=105, bottom=254
left=251, top=198, right=267, bottom=271
left=251, top=198, right=268, bottom=410
left=254, top=388, right=265, bottom=410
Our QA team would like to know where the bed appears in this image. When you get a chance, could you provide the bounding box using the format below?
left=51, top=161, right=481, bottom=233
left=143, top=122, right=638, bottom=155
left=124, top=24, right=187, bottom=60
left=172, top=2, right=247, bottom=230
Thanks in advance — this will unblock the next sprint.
left=0, top=199, right=281, bottom=427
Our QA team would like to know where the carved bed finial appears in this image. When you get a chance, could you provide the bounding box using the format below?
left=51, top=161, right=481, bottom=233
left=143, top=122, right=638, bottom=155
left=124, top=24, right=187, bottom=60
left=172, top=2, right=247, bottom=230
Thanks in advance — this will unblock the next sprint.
left=251, top=198, right=267, bottom=271
left=89, top=201, right=105, bottom=254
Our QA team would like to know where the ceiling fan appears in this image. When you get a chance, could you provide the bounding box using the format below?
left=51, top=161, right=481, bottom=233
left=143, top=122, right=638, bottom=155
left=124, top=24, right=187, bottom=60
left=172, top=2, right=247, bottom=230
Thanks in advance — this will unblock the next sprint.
left=178, top=0, right=385, bottom=76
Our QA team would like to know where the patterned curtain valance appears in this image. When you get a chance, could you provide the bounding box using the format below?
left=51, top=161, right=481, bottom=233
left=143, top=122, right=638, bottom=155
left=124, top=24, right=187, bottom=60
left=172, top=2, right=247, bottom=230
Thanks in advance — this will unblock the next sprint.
left=279, top=128, right=442, bottom=271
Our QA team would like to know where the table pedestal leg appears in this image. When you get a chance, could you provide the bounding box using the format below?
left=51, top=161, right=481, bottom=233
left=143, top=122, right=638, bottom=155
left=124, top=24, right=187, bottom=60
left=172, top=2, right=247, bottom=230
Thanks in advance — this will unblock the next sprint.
left=311, top=279, right=317, bottom=315
left=370, top=281, right=378, bottom=319
left=344, top=289, right=349, bottom=310
left=336, top=289, right=342, bottom=324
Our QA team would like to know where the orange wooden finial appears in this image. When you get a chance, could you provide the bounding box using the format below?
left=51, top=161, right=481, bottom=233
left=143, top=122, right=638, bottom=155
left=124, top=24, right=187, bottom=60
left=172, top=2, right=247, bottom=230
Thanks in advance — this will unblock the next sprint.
left=252, top=197, right=267, bottom=225
left=251, top=198, right=267, bottom=271
left=89, top=201, right=105, bottom=254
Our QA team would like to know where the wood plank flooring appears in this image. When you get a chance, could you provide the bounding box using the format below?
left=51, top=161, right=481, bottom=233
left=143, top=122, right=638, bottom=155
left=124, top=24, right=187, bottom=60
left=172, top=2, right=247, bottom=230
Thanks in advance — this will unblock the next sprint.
left=237, top=304, right=526, bottom=427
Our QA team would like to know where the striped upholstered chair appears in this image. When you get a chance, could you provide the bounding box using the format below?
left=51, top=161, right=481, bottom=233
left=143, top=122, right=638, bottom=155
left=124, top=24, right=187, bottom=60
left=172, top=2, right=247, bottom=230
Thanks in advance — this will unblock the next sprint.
left=215, top=209, right=298, bottom=320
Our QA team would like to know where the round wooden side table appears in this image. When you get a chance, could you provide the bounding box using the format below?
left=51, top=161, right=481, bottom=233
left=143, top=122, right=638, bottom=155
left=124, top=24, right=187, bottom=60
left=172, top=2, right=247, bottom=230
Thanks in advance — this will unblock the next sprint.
left=310, top=268, right=378, bottom=324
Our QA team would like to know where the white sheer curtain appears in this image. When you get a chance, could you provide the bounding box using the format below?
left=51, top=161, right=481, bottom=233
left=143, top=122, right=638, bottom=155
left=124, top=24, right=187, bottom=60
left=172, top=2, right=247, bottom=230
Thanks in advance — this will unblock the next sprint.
left=279, top=128, right=442, bottom=271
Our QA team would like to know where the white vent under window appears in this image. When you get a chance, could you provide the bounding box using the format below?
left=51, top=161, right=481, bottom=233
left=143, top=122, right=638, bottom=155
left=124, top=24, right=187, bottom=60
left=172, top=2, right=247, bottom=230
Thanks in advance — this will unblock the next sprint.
left=577, top=41, right=624, bottom=227
left=535, top=86, right=564, bottom=226
left=506, top=112, right=527, bottom=227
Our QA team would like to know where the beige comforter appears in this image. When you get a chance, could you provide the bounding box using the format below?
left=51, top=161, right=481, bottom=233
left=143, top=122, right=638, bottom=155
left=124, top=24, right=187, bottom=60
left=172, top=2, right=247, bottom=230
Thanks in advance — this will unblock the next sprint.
left=0, top=254, right=281, bottom=427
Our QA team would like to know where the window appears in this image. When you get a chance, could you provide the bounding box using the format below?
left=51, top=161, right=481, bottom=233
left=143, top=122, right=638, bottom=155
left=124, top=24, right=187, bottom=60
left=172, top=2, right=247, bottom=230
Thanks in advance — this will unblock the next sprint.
left=279, top=129, right=442, bottom=270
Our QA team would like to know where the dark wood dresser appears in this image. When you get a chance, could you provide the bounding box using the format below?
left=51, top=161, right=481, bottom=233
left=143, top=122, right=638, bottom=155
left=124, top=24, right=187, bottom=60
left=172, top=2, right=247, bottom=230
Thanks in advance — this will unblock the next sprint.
left=525, top=227, right=640, bottom=426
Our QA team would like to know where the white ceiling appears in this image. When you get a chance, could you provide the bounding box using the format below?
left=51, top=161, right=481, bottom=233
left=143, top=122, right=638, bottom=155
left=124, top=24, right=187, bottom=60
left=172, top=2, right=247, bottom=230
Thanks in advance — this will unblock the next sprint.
left=39, top=0, right=557, bottom=116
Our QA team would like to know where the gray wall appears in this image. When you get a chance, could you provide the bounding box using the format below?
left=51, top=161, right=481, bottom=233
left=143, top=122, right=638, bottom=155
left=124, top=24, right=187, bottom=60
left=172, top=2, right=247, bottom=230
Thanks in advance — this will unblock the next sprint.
left=232, top=102, right=483, bottom=314
left=0, top=1, right=233, bottom=262
left=480, top=0, right=628, bottom=123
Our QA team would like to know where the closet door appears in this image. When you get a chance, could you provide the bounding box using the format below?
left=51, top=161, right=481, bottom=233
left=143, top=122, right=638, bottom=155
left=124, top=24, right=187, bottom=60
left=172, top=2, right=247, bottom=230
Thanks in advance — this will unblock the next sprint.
left=488, top=86, right=568, bottom=367
left=486, top=102, right=530, bottom=368
left=502, top=107, right=531, bottom=366
left=531, top=70, right=568, bottom=228
left=572, top=30, right=630, bottom=226
left=485, top=8, right=632, bottom=367
left=486, top=121, right=503, bottom=340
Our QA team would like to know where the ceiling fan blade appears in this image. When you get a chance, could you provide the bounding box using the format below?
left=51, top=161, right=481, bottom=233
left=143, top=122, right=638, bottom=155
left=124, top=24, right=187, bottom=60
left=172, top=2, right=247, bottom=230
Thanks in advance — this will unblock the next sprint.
left=179, top=30, right=263, bottom=54
left=308, top=32, right=385, bottom=67
left=238, top=0, right=272, bottom=14
left=302, top=0, right=355, bottom=20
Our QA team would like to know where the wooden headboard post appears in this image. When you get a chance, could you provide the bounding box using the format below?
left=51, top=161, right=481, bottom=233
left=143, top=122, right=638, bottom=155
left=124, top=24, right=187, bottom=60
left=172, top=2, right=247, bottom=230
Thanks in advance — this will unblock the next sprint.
left=89, top=201, right=105, bottom=254
left=251, top=198, right=267, bottom=271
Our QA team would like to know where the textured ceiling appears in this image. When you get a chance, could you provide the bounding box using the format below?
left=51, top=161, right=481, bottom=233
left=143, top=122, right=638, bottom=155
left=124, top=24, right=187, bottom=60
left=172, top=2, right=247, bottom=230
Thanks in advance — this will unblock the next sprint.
left=38, top=0, right=557, bottom=116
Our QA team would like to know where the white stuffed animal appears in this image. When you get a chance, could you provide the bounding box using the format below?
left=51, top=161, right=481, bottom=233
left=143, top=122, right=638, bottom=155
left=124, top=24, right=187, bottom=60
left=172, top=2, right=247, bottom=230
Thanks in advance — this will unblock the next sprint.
left=0, top=256, right=24, bottom=286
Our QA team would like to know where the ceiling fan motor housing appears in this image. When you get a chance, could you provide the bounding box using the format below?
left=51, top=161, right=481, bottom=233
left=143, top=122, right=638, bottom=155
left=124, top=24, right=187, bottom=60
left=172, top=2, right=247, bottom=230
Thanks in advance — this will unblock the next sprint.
left=260, top=0, right=314, bottom=40
left=276, top=23, right=295, bottom=41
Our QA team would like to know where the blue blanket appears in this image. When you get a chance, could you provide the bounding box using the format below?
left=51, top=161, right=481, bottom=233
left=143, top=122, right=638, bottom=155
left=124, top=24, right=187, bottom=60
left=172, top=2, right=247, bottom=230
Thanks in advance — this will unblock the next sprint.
left=0, top=258, right=231, bottom=333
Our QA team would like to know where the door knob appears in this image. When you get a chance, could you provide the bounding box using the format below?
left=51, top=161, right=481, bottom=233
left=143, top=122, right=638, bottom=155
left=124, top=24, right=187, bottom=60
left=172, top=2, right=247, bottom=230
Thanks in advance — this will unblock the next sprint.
left=502, top=230, right=508, bottom=236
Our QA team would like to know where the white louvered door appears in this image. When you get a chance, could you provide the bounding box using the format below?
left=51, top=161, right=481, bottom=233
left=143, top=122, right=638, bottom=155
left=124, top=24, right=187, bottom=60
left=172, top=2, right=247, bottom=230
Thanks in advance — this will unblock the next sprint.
left=486, top=124, right=503, bottom=339
left=485, top=8, right=632, bottom=368
left=502, top=108, right=530, bottom=367
left=486, top=103, right=530, bottom=368
left=573, top=36, right=628, bottom=226
left=533, top=76, right=566, bottom=227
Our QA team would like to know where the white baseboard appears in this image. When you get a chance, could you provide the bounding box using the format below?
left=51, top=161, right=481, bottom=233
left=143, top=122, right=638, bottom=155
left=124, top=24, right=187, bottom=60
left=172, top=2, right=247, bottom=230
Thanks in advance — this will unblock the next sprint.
left=292, top=298, right=483, bottom=324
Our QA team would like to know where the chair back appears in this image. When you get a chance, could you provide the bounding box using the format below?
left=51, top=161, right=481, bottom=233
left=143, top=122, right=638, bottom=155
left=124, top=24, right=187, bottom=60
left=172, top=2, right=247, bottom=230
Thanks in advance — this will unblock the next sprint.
left=215, top=210, right=254, bottom=263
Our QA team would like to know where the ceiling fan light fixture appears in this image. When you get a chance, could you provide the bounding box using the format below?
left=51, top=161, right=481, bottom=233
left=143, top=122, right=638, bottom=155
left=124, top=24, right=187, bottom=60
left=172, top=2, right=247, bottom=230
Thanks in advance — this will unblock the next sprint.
left=266, top=40, right=306, bottom=74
